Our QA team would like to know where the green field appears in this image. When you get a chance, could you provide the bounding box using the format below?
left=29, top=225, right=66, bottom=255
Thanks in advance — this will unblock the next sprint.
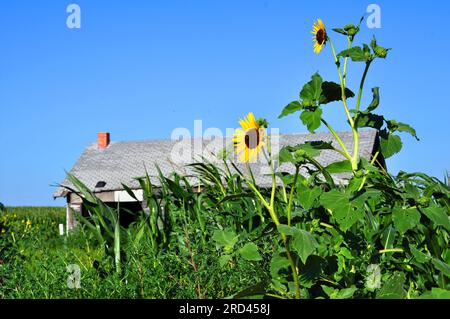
left=0, top=206, right=261, bottom=298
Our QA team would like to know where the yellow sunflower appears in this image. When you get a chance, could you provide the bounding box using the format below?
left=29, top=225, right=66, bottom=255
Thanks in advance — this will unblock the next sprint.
left=233, top=112, right=265, bottom=163
left=311, top=19, right=327, bottom=54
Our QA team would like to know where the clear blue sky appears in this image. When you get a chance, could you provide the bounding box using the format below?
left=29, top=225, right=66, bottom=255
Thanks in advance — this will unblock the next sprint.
left=1, top=1, right=449, bottom=206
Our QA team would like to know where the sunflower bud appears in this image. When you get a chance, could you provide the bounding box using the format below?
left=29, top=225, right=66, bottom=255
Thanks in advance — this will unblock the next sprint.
left=343, top=24, right=359, bottom=36
left=354, top=170, right=364, bottom=178
left=370, top=36, right=390, bottom=59
left=374, top=46, right=389, bottom=58
left=294, top=149, right=307, bottom=159
left=417, top=197, right=430, bottom=206
left=256, top=118, right=269, bottom=128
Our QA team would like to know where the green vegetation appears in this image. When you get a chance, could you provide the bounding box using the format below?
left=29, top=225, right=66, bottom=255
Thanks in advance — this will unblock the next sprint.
left=0, top=16, right=449, bottom=299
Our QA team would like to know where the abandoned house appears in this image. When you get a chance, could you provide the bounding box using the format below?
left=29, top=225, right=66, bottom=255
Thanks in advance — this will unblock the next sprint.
left=53, top=130, right=384, bottom=230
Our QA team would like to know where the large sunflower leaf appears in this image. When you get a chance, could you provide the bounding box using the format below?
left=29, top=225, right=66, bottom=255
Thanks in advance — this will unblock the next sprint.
left=392, top=207, right=421, bottom=234
left=320, top=81, right=355, bottom=104
left=297, top=185, right=322, bottom=210
left=421, top=206, right=450, bottom=232
left=355, top=112, right=384, bottom=130
left=325, top=160, right=353, bottom=174
left=380, top=131, right=403, bottom=158
left=300, top=108, right=322, bottom=133
left=300, top=73, right=323, bottom=106
left=291, top=229, right=319, bottom=264
left=278, top=101, right=303, bottom=119
left=338, top=46, right=367, bottom=62
left=270, top=253, right=290, bottom=280
left=387, top=119, right=419, bottom=141
left=376, top=272, right=407, bottom=299
left=320, top=189, right=364, bottom=231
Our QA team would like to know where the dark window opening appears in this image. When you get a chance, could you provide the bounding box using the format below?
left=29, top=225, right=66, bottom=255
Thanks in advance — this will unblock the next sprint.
left=104, top=201, right=143, bottom=228
left=95, top=181, right=107, bottom=188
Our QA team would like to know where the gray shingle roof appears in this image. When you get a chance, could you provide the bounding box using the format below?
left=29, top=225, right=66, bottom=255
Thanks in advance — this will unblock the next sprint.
left=53, top=130, right=379, bottom=198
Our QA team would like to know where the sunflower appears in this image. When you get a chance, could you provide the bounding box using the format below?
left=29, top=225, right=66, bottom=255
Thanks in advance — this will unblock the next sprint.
left=311, top=19, right=327, bottom=54
left=233, top=112, right=265, bottom=163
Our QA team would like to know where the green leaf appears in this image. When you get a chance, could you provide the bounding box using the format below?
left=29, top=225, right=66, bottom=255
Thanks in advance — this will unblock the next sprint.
left=278, top=101, right=303, bottom=119
left=238, top=243, right=262, bottom=261
left=396, top=122, right=419, bottom=140
left=299, top=141, right=334, bottom=156
left=276, top=224, right=297, bottom=236
left=381, top=225, right=396, bottom=250
left=297, top=141, right=332, bottom=157
left=419, top=288, right=450, bottom=299
left=320, top=189, right=349, bottom=209
left=229, top=281, right=268, bottom=299
left=432, top=258, right=450, bottom=278
left=332, top=28, right=347, bottom=35
left=377, top=272, right=407, bottom=299
left=218, top=255, right=232, bottom=267
left=321, top=285, right=357, bottom=299
left=356, top=112, right=384, bottom=130
left=338, top=46, right=367, bottom=62
left=320, top=81, right=355, bottom=104
left=371, top=36, right=390, bottom=58
left=300, top=108, right=322, bottom=133
left=421, top=206, right=450, bottom=231
left=278, top=147, right=295, bottom=165
left=297, top=186, right=322, bottom=210
left=270, top=254, right=290, bottom=280
left=212, top=229, right=238, bottom=251
left=387, top=120, right=419, bottom=141
left=366, top=87, right=380, bottom=112
left=409, top=245, right=431, bottom=263
left=278, top=141, right=332, bottom=165
left=325, top=160, right=352, bottom=173
left=299, top=255, right=324, bottom=288
left=291, top=229, right=319, bottom=264
left=333, top=202, right=364, bottom=232
left=121, top=183, right=140, bottom=201
left=380, top=132, right=402, bottom=158
left=320, top=190, right=364, bottom=231
left=392, top=207, right=421, bottom=234
left=321, top=285, right=337, bottom=298
left=336, top=287, right=358, bottom=299
left=300, top=73, right=323, bottom=106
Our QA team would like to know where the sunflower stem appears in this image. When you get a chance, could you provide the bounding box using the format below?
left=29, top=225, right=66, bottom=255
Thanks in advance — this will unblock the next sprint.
left=287, top=165, right=300, bottom=227
left=320, top=119, right=352, bottom=161
left=328, top=36, right=359, bottom=171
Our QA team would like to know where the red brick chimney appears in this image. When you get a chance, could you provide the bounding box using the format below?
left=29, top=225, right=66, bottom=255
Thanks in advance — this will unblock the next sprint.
left=97, top=132, right=110, bottom=149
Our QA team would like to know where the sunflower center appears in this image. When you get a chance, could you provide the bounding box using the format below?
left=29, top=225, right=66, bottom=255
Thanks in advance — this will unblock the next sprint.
left=244, top=128, right=260, bottom=150
left=316, top=29, right=326, bottom=45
